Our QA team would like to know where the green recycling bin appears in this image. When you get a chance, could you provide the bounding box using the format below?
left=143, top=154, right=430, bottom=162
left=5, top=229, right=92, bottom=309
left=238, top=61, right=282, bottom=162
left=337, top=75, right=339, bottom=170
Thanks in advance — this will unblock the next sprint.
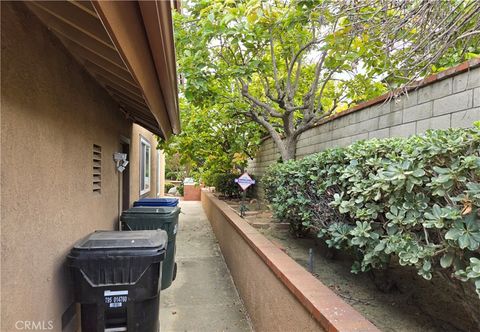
left=121, top=206, right=180, bottom=290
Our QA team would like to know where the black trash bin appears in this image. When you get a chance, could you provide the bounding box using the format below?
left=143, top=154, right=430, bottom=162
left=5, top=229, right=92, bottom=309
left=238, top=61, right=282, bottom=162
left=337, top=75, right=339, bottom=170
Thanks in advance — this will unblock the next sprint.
left=121, top=206, right=180, bottom=290
left=67, top=230, right=167, bottom=332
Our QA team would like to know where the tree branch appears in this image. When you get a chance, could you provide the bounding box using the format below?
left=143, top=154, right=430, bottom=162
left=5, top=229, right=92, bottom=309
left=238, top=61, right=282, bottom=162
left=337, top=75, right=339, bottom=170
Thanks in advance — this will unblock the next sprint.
left=245, top=107, right=287, bottom=160
left=269, top=28, right=284, bottom=100
left=286, top=39, right=323, bottom=102
left=240, top=81, right=283, bottom=118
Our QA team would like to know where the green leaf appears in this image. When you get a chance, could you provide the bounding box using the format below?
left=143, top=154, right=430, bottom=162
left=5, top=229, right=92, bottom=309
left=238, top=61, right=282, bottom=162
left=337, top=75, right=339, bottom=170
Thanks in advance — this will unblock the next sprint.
left=445, top=228, right=462, bottom=240
left=412, top=169, right=425, bottom=177
left=433, top=166, right=449, bottom=174
left=440, top=252, right=454, bottom=268
left=374, top=242, right=385, bottom=252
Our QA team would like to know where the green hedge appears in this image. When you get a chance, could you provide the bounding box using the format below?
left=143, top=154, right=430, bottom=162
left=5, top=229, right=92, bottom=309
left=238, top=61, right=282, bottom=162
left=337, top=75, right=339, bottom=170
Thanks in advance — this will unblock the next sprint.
left=263, top=125, right=480, bottom=297
left=210, top=172, right=256, bottom=199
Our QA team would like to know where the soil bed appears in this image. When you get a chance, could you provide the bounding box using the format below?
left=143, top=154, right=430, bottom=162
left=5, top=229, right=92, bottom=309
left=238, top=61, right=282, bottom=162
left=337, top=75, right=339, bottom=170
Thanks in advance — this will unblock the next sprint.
left=221, top=197, right=476, bottom=332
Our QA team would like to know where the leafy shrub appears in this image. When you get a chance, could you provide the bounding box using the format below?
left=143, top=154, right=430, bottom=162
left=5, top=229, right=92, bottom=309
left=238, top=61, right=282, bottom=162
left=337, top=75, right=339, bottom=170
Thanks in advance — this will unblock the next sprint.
left=166, top=171, right=180, bottom=180
left=178, top=183, right=184, bottom=196
left=210, top=172, right=256, bottom=199
left=263, top=126, right=480, bottom=299
left=164, top=183, right=175, bottom=193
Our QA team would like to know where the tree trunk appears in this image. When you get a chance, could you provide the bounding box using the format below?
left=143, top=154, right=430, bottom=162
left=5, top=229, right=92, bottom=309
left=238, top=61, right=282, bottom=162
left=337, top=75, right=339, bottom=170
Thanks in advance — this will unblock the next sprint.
left=276, top=135, right=298, bottom=162
left=284, top=136, right=297, bottom=161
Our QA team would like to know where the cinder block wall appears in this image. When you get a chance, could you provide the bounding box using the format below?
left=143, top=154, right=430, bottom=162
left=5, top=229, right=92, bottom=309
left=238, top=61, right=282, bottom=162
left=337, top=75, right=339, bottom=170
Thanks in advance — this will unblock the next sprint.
left=248, top=62, right=480, bottom=176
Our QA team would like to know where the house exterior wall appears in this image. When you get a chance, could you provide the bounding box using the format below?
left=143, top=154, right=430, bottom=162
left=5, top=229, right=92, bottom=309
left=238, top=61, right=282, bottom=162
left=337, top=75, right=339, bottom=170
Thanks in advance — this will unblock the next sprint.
left=1, top=3, right=143, bottom=331
left=157, top=149, right=166, bottom=197
left=247, top=63, right=480, bottom=177
left=129, top=123, right=166, bottom=205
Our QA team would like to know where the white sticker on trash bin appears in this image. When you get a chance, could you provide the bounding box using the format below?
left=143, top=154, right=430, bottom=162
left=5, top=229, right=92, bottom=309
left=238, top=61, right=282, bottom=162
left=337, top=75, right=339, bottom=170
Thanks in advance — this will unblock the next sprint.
left=104, top=290, right=128, bottom=308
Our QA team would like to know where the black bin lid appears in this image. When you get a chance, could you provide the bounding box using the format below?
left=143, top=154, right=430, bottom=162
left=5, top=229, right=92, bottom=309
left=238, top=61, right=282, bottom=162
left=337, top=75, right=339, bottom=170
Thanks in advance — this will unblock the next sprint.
left=73, top=230, right=168, bottom=251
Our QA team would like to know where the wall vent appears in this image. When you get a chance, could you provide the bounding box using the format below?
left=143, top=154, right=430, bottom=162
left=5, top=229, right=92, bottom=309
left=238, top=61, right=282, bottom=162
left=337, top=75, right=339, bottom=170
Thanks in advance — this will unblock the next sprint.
left=92, top=144, right=102, bottom=194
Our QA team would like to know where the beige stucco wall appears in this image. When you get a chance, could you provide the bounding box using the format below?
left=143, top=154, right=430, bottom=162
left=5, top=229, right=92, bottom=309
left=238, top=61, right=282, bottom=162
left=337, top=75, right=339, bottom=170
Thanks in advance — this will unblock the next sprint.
left=129, top=124, right=166, bottom=205
left=158, top=149, right=166, bottom=197
left=1, top=2, right=133, bottom=331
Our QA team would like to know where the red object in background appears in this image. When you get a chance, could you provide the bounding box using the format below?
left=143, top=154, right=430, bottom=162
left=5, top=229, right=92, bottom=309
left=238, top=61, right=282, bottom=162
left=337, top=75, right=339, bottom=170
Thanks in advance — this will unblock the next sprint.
left=183, top=184, right=203, bottom=201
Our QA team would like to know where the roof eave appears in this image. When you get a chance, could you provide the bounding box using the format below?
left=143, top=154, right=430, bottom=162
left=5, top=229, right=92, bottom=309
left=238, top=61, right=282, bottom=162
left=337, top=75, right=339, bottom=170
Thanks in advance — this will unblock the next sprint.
left=92, top=0, right=180, bottom=139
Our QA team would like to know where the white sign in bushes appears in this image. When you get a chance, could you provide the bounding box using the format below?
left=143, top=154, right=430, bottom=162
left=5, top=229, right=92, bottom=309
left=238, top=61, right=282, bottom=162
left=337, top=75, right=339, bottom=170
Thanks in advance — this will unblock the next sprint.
left=235, top=172, right=256, bottom=191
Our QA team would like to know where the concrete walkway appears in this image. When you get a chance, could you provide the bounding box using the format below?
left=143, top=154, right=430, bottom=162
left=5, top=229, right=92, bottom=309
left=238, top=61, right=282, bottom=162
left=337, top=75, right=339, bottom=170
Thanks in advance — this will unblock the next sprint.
left=160, top=201, right=252, bottom=332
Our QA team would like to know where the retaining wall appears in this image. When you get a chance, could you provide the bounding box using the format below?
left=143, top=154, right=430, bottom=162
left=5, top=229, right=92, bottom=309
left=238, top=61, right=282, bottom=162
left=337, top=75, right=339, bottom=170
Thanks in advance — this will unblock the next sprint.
left=201, top=190, right=379, bottom=332
left=248, top=59, right=480, bottom=176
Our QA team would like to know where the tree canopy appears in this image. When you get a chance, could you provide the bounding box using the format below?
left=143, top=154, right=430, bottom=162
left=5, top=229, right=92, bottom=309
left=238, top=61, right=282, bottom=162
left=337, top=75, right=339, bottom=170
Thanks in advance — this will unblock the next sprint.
left=158, top=98, right=262, bottom=183
left=166, top=0, right=480, bottom=172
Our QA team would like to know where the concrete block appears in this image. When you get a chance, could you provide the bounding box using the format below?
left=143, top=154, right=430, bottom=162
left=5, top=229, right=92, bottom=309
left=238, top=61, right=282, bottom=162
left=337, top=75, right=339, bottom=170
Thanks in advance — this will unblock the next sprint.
left=379, top=111, right=402, bottom=129
left=302, top=126, right=320, bottom=139
left=296, top=144, right=317, bottom=157
left=262, top=151, right=275, bottom=159
left=320, top=129, right=334, bottom=143
left=418, top=78, right=452, bottom=103
left=364, top=103, right=390, bottom=120
left=331, top=124, right=350, bottom=140
left=317, top=142, right=330, bottom=152
left=308, top=136, right=318, bottom=146
left=295, top=146, right=307, bottom=157
left=297, top=133, right=309, bottom=143
left=393, top=90, right=418, bottom=111
left=353, top=107, right=373, bottom=123
left=453, top=71, right=469, bottom=93
left=318, top=121, right=332, bottom=133
left=351, top=133, right=368, bottom=143
left=467, top=67, right=480, bottom=89
left=309, top=130, right=332, bottom=145
left=325, top=138, right=342, bottom=149
left=332, top=118, right=377, bottom=140
left=416, top=114, right=451, bottom=134
left=330, top=128, right=343, bottom=141
left=297, top=135, right=309, bottom=146
left=301, top=142, right=329, bottom=155
left=392, top=96, right=403, bottom=111
left=433, top=90, right=473, bottom=116
left=332, top=113, right=354, bottom=129
left=403, top=102, right=433, bottom=123
left=266, top=151, right=280, bottom=160
left=377, top=102, right=392, bottom=116
left=451, top=108, right=480, bottom=128
left=311, top=143, right=325, bottom=154
left=368, top=128, right=390, bottom=139
left=358, top=117, right=379, bottom=133
left=474, top=88, right=480, bottom=107
left=390, top=122, right=416, bottom=138
left=334, top=136, right=354, bottom=148
left=263, top=142, right=274, bottom=151
left=263, top=154, right=276, bottom=163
